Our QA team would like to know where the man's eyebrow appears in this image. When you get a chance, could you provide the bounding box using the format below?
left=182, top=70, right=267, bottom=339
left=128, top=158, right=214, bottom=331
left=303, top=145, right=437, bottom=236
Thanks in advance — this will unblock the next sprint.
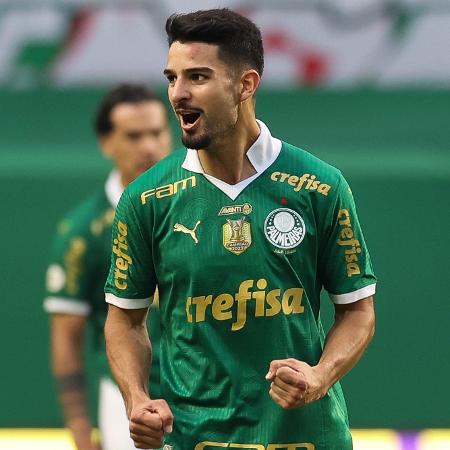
left=163, top=67, right=213, bottom=76
left=185, top=67, right=213, bottom=74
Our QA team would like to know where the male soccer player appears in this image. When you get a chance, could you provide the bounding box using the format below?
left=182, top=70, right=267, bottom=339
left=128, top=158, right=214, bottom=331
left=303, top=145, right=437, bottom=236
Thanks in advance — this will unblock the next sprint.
left=104, top=9, right=376, bottom=450
left=44, top=84, right=172, bottom=450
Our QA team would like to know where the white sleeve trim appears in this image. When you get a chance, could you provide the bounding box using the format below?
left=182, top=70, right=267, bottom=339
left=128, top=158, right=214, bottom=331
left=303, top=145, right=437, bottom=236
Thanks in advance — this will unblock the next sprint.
left=43, top=297, right=91, bottom=315
left=329, top=283, right=376, bottom=305
left=105, top=293, right=152, bottom=309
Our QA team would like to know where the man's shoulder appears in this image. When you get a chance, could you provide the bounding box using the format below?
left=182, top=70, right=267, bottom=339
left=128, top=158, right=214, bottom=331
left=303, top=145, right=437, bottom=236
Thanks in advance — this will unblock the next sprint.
left=126, top=148, right=191, bottom=199
left=55, top=189, right=112, bottom=240
left=278, top=141, right=343, bottom=184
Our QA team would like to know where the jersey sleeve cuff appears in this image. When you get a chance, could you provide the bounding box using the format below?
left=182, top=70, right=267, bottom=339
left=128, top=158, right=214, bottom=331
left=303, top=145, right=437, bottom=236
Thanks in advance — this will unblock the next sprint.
left=105, top=293, right=152, bottom=309
left=329, top=283, right=376, bottom=304
left=43, top=297, right=91, bottom=315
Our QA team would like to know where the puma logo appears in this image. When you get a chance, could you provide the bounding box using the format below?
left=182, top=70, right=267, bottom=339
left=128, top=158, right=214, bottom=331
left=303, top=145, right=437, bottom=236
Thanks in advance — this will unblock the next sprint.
left=174, top=221, right=201, bottom=244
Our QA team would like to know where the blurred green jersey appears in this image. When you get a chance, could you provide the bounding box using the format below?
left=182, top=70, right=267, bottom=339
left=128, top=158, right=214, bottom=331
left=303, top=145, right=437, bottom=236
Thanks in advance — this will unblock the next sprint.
left=44, top=171, right=161, bottom=396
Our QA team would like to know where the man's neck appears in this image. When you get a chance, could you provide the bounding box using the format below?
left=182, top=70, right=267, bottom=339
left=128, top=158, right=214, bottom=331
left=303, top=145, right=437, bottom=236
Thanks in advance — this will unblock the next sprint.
left=197, top=116, right=260, bottom=185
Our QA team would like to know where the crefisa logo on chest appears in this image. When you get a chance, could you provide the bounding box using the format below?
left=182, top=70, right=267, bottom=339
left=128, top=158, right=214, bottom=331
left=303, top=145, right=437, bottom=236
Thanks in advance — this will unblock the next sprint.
left=264, top=208, right=306, bottom=253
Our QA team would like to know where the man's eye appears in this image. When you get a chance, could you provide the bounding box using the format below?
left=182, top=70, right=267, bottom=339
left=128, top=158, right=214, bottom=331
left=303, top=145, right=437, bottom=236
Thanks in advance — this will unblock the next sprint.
left=192, top=74, right=207, bottom=81
left=126, top=132, right=141, bottom=140
left=166, top=75, right=176, bottom=85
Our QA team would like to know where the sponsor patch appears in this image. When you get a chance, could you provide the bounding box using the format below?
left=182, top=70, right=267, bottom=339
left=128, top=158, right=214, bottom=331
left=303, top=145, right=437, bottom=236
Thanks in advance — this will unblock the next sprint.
left=218, top=203, right=253, bottom=216
left=264, top=208, right=306, bottom=250
left=222, top=217, right=251, bottom=255
left=337, top=208, right=361, bottom=277
left=271, top=171, right=331, bottom=196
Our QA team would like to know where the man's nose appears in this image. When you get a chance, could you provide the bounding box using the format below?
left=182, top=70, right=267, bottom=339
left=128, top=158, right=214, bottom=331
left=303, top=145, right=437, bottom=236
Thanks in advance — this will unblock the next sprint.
left=139, top=134, right=159, bottom=153
left=170, top=78, right=191, bottom=104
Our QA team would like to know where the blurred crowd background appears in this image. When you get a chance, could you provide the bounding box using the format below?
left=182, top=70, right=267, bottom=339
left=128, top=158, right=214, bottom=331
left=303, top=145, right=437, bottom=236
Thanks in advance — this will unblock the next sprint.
left=1, top=0, right=449, bottom=448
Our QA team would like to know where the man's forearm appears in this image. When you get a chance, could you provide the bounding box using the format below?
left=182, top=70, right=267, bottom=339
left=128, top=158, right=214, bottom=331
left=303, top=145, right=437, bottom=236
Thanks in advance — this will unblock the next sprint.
left=104, top=305, right=151, bottom=416
left=51, top=314, right=97, bottom=450
left=317, top=296, right=375, bottom=390
left=57, top=372, right=94, bottom=449
left=57, top=371, right=89, bottom=421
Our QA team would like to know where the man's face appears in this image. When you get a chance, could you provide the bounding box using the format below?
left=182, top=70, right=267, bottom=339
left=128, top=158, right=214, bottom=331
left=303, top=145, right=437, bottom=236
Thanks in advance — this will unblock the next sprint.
left=164, top=41, right=241, bottom=150
left=101, top=101, right=171, bottom=185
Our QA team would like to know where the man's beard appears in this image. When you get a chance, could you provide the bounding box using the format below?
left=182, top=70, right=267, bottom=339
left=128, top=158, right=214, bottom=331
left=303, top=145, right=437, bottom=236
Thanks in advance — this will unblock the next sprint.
left=181, top=130, right=212, bottom=149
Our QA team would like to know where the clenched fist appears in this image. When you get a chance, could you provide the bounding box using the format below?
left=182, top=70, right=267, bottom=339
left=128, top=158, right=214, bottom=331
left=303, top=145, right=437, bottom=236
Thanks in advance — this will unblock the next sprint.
left=265, top=358, right=329, bottom=409
left=129, top=398, right=173, bottom=449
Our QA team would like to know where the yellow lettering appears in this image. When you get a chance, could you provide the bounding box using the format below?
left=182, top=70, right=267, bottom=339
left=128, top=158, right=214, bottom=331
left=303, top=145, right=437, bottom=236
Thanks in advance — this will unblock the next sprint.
left=306, top=175, right=316, bottom=189
left=265, top=289, right=282, bottom=317
left=114, top=268, right=127, bottom=280
left=294, top=174, right=310, bottom=192
left=192, top=295, right=213, bottom=322
left=141, top=176, right=196, bottom=204
left=267, top=444, right=315, bottom=450
left=194, top=442, right=315, bottom=450
left=271, top=171, right=281, bottom=181
left=282, top=288, right=304, bottom=314
left=232, top=280, right=253, bottom=331
left=115, top=258, right=128, bottom=271
left=317, top=184, right=330, bottom=196
left=186, top=280, right=307, bottom=330
left=156, top=184, right=173, bottom=198
left=253, top=278, right=268, bottom=317
left=347, top=263, right=361, bottom=277
left=288, top=175, right=299, bottom=186
left=174, top=175, right=196, bottom=192
left=345, top=254, right=358, bottom=263
left=140, top=189, right=155, bottom=204
left=195, top=442, right=228, bottom=450
left=64, top=237, right=86, bottom=295
left=310, top=180, right=320, bottom=190
left=230, top=445, right=265, bottom=449
left=271, top=171, right=331, bottom=197
left=338, top=238, right=360, bottom=248
left=114, top=279, right=127, bottom=290
left=212, top=294, right=234, bottom=321
left=337, top=209, right=350, bottom=226
left=186, top=297, right=193, bottom=323
left=344, top=245, right=361, bottom=255
left=117, top=220, right=128, bottom=236
left=340, top=227, right=353, bottom=239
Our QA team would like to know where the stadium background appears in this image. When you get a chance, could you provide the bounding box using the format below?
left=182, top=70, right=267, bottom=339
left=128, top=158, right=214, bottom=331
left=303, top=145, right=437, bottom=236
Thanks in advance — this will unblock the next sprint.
left=0, top=1, right=449, bottom=449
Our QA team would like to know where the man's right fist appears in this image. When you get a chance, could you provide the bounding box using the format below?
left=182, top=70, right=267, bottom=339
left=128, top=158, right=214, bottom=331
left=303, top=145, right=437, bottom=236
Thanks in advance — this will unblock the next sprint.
left=129, top=399, right=174, bottom=449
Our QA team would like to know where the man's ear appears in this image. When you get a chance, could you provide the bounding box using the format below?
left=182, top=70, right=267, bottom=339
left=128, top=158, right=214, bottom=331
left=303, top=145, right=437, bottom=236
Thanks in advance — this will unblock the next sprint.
left=240, top=69, right=260, bottom=103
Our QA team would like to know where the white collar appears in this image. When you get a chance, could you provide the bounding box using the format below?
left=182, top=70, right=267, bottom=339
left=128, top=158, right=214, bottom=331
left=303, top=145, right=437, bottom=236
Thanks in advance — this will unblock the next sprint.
left=105, top=170, right=124, bottom=208
left=181, top=120, right=282, bottom=200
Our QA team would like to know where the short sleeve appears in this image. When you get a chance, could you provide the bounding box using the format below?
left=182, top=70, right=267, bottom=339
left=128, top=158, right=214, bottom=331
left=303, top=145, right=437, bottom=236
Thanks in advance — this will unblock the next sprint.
left=43, top=220, right=93, bottom=315
left=319, top=173, right=377, bottom=304
left=104, top=189, right=156, bottom=309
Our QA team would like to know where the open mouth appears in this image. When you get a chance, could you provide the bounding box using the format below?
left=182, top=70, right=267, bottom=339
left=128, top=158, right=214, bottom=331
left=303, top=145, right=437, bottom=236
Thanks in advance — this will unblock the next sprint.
left=180, top=111, right=201, bottom=129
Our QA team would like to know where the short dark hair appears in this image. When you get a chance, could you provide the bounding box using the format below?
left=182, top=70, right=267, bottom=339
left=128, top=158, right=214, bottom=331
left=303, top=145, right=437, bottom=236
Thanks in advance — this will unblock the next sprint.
left=165, top=8, right=264, bottom=76
left=94, top=84, right=163, bottom=136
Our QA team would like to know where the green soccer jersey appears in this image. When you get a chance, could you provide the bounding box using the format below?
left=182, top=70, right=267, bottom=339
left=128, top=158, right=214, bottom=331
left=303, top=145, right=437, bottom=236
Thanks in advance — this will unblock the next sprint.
left=105, top=121, right=376, bottom=450
left=44, top=171, right=161, bottom=394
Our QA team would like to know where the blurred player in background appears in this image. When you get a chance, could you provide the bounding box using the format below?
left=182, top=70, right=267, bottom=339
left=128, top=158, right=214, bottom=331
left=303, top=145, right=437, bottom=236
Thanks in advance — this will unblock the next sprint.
left=44, top=84, right=172, bottom=450
left=104, top=9, right=376, bottom=450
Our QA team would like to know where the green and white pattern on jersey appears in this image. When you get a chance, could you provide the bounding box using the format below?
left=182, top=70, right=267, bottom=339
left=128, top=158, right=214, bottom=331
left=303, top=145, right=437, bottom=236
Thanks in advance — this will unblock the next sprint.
left=44, top=172, right=160, bottom=394
left=105, top=122, right=376, bottom=450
